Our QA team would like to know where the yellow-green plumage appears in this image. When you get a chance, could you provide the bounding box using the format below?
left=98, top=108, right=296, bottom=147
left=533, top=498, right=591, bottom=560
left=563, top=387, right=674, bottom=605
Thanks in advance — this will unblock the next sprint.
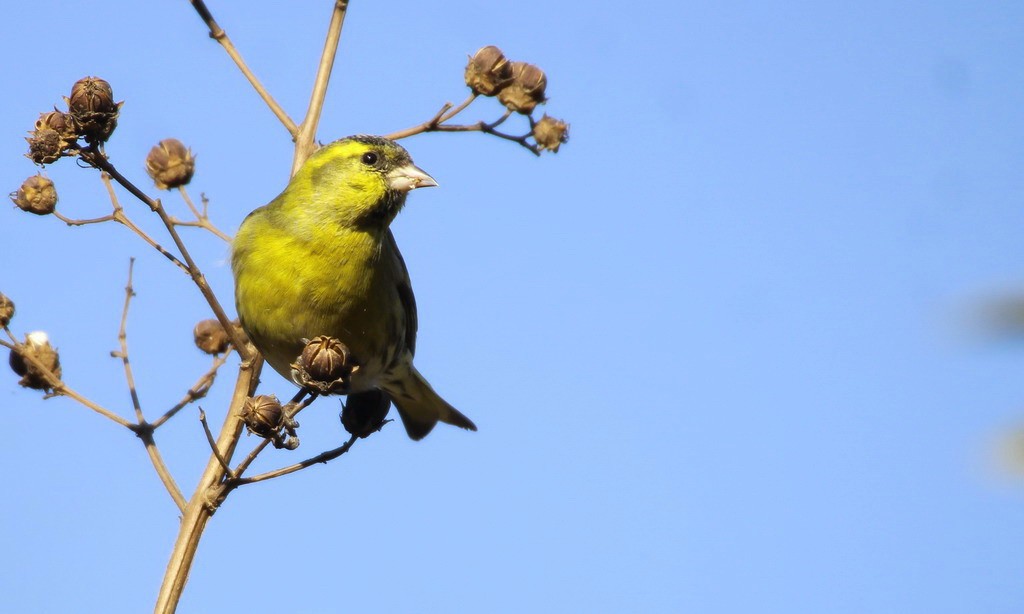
left=232, top=136, right=476, bottom=440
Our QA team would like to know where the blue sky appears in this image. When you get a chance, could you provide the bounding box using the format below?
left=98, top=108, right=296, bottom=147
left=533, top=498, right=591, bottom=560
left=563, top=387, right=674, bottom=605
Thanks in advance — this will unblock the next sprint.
left=2, top=1, right=1023, bottom=612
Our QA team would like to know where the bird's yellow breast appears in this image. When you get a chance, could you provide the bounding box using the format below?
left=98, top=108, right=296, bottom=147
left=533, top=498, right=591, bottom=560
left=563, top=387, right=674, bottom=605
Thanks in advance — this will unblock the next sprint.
left=232, top=209, right=405, bottom=387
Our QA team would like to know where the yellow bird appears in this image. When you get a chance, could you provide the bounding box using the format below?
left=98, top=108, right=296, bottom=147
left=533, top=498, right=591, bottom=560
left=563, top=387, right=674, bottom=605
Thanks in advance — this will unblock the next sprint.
left=232, top=135, right=476, bottom=440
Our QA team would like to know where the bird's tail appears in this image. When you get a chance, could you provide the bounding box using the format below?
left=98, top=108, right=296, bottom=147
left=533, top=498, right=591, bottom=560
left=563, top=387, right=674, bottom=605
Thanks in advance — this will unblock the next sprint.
left=387, top=366, right=477, bottom=440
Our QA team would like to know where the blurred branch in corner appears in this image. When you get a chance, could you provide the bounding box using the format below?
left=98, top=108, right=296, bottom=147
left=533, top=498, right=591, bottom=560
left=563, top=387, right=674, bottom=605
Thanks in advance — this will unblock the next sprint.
left=973, top=293, right=1024, bottom=342
left=973, top=292, right=1024, bottom=479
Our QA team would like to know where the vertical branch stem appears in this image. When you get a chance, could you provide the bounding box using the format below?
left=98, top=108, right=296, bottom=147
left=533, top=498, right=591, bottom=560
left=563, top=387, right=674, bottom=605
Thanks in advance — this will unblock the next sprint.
left=117, top=259, right=145, bottom=423
left=153, top=354, right=263, bottom=614
left=115, top=259, right=187, bottom=510
left=291, top=0, right=349, bottom=174
left=158, top=3, right=350, bottom=611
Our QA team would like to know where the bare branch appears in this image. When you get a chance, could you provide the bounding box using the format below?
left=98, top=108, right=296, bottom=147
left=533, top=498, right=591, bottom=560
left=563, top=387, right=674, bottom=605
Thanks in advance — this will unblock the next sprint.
left=230, top=434, right=358, bottom=486
left=99, top=173, right=191, bottom=273
left=199, top=409, right=235, bottom=478
left=80, top=147, right=250, bottom=360
left=431, top=109, right=541, bottom=155
left=176, top=186, right=231, bottom=242
left=169, top=216, right=232, bottom=242
left=0, top=334, right=133, bottom=429
left=51, top=174, right=191, bottom=273
left=179, top=184, right=203, bottom=220
left=130, top=421, right=187, bottom=512
left=151, top=351, right=231, bottom=429
left=53, top=211, right=116, bottom=226
left=385, top=100, right=540, bottom=155
left=187, top=0, right=298, bottom=136
left=114, top=258, right=144, bottom=423
left=385, top=93, right=478, bottom=140
left=111, top=259, right=188, bottom=510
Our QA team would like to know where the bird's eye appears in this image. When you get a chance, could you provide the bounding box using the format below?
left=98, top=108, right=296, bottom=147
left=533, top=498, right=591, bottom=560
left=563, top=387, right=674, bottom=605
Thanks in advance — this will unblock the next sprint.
left=361, top=151, right=380, bottom=166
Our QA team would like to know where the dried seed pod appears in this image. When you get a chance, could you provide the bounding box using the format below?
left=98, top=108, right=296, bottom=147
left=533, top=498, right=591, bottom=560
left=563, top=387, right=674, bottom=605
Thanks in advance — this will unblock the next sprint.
left=25, top=129, right=65, bottom=165
left=193, top=318, right=230, bottom=355
left=533, top=115, right=570, bottom=153
left=0, top=293, right=14, bottom=328
left=341, top=389, right=392, bottom=438
left=10, top=175, right=58, bottom=215
left=25, top=110, right=78, bottom=165
left=36, top=110, right=78, bottom=147
left=498, top=62, right=547, bottom=114
left=465, top=45, right=513, bottom=96
left=9, top=331, right=61, bottom=391
left=240, top=394, right=284, bottom=439
left=291, top=335, right=357, bottom=394
left=65, top=77, right=122, bottom=144
left=146, top=139, right=195, bottom=190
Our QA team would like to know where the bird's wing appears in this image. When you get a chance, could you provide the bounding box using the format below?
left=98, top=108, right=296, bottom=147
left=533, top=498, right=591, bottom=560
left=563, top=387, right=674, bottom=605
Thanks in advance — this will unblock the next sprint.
left=386, top=229, right=418, bottom=357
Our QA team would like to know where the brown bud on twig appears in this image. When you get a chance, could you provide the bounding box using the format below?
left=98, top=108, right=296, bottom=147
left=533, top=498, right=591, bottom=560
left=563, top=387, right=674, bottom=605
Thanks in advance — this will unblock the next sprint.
left=240, top=394, right=285, bottom=439
left=193, top=319, right=230, bottom=355
left=10, top=175, right=58, bottom=215
left=9, top=331, right=61, bottom=391
left=0, top=293, right=14, bottom=328
left=465, top=45, right=514, bottom=96
left=240, top=394, right=300, bottom=449
left=498, top=62, right=547, bottom=115
left=341, top=389, right=392, bottom=438
left=65, top=77, right=122, bottom=144
left=146, top=139, right=195, bottom=190
left=533, top=115, right=570, bottom=153
left=291, top=335, right=358, bottom=394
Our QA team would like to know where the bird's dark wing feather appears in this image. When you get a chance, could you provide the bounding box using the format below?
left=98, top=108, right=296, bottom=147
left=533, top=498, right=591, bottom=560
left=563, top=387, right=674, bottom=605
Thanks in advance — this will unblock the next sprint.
left=387, top=229, right=417, bottom=357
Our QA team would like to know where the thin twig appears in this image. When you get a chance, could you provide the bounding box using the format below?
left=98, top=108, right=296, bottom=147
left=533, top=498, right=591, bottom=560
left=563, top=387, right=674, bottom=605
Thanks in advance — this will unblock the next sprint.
left=53, top=211, right=116, bottom=226
left=177, top=186, right=231, bottom=242
left=114, top=258, right=144, bottom=424
left=489, top=108, right=515, bottom=129
left=385, top=93, right=478, bottom=140
left=4, top=264, right=186, bottom=507
left=230, top=434, right=358, bottom=486
left=179, top=185, right=203, bottom=219
left=113, top=259, right=187, bottom=510
left=169, top=216, right=232, bottom=242
left=187, top=0, right=298, bottom=136
left=81, top=147, right=250, bottom=359
left=434, top=120, right=540, bottom=155
left=387, top=104, right=540, bottom=155
left=0, top=335, right=133, bottom=428
left=291, top=0, right=349, bottom=175
left=99, top=173, right=191, bottom=273
left=114, top=213, right=191, bottom=273
left=151, top=351, right=231, bottom=429
left=233, top=438, right=272, bottom=479
left=199, top=409, right=235, bottom=478
left=52, top=175, right=190, bottom=273
left=440, top=93, right=479, bottom=122
left=139, top=432, right=187, bottom=511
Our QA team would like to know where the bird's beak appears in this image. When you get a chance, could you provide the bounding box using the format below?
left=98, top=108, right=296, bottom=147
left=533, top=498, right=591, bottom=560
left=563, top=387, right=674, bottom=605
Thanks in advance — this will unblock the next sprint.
left=387, top=163, right=438, bottom=193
